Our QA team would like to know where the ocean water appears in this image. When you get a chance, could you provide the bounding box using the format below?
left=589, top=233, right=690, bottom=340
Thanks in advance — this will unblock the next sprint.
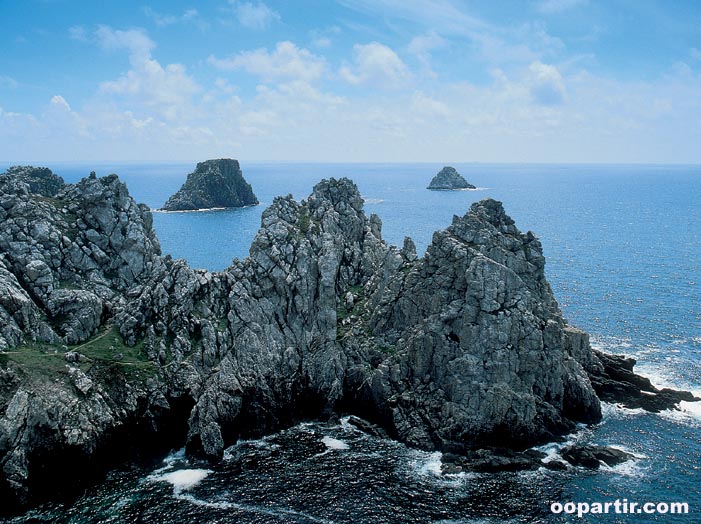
left=1, top=162, right=700, bottom=523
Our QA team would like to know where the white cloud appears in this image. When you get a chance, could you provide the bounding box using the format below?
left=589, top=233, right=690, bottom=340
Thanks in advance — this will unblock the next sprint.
left=536, top=0, right=588, bottom=14
left=208, top=42, right=325, bottom=82
left=528, top=61, right=567, bottom=105
left=408, top=31, right=446, bottom=76
left=310, top=26, right=341, bottom=48
left=690, top=48, right=701, bottom=61
left=230, top=1, right=280, bottom=30
left=95, top=26, right=201, bottom=122
left=411, top=91, right=450, bottom=118
left=340, top=42, right=411, bottom=88
left=142, top=6, right=177, bottom=26
left=95, top=26, right=155, bottom=65
left=142, top=6, right=205, bottom=28
left=0, top=76, right=18, bottom=89
left=68, top=25, right=88, bottom=42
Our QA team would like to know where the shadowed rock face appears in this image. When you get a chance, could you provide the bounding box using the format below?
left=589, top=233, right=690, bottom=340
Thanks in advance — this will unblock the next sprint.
left=427, top=166, right=476, bottom=190
left=0, top=170, right=696, bottom=513
left=162, top=159, right=258, bottom=211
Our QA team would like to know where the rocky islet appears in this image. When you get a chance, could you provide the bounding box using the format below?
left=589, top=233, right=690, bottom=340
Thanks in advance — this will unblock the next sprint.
left=162, top=158, right=258, bottom=211
left=427, top=166, right=476, bottom=190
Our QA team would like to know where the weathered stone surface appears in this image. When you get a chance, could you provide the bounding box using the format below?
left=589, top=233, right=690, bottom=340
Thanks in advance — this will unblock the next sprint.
left=427, top=166, right=476, bottom=190
left=162, top=159, right=258, bottom=211
left=0, top=166, right=65, bottom=197
left=560, top=444, right=634, bottom=469
left=0, top=170, right=696, bottom=514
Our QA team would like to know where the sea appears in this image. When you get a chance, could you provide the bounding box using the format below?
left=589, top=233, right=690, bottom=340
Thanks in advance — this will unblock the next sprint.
left=1, top=162, right=700, bottom=523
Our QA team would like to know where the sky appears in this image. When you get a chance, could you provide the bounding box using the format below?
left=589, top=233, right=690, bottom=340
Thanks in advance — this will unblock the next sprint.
left=1, top=0, right=700, bottom=163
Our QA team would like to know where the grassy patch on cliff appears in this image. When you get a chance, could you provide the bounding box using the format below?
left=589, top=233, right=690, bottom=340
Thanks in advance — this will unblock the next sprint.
left=0, top=327, right=156, bottom=383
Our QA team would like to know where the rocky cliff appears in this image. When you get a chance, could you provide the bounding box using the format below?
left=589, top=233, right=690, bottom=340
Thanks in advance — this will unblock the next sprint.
left=162, top=159, right=258, bottom=211
left=0, top=167, right=695, bottom=513
left=427, top=166, right=476, bottom=190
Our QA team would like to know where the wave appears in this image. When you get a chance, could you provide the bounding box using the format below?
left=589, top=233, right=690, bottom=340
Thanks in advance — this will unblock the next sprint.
left=361, top=197, right=385, bottom=204
left=151, top=203, right=259, bottom=213
left=322, top=436, right=349, bottom=450
left=175, top=493, right=336, bottom=523
left=148, top=468, right=212, bottom=494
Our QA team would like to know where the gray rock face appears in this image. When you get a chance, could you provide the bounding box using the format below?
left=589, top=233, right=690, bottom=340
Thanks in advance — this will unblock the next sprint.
left=0, top=171, right=695, bottom=513
left=0, top=166, right=65, bottom=197
left=427, top=166, right=476, bottom=190
left=162, top=159, right=258, bottom=211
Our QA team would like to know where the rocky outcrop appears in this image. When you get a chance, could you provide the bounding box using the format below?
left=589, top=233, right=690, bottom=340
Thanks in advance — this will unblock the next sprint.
left=0, top=166, right=65, bottom=197
left=162, top=159, right=258, bottom=211
left=0, top=170, right=696, bottom=513
left=427, top=166, right=476, bottom=190
left=560, top=444, right=634, bottom=469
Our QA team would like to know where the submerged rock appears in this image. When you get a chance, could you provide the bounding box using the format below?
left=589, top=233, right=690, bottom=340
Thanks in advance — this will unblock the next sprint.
left=427, top=166, right=476, bottom=190
left=162, top=159, right=258, bottom=211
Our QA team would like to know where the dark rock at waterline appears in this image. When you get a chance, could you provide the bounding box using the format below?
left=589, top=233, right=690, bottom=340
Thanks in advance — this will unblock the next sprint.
left=589, top=351, right=699, bottom=412
left=162, top=158, right=258, bottom=211
left=441, top=448, right=547, bottom=474
left=427, top=166, right=476, bottom=190
left=345, top=415, right=389, bottom=438
left=560, top=444, right=635, bottom=469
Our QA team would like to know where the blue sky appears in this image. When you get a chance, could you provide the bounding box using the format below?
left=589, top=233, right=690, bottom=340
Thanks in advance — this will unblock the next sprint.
left=1, top=0, right=700, bottom=162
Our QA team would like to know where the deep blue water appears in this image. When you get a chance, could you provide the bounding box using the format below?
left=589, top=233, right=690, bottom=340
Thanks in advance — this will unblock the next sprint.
left=1, top=162, right=700, bottom=523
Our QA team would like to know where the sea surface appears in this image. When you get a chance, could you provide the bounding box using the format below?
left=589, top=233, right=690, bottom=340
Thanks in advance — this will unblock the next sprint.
left=1, top=162, right=700, bottom=523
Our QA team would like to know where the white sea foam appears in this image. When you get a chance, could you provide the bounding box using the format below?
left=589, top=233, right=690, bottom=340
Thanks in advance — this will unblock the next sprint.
left=659, top=400, right=701, bottom=426
left=599, top=458, right=647, bottom=478
left=322, top=436, right=349, bottom=450
left=362, top=197, right=385, bottom=204
left=412, top=451, right=443, bottom=477
left=223, top=437, right=280, bottom=460
left=176, top=494, right=336, bottom=523
left=151, top=203, right=258, bottom=213
left=600, top=402, right=645, bottom=420
left=149, top=468, right=212, bottom=494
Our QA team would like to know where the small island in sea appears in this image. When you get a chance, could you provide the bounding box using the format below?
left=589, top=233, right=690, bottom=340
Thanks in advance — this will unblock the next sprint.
left=427, top=166, right=476, bottom=190
left=162, top=158, right=258, bottom=211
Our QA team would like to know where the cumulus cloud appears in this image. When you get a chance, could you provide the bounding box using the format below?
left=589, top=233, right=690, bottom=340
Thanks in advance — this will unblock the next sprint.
left=95, top=26, right=201, bottom=121
left=208, top=41, right=325, bottom=82
left=536, top=0, right=587, bottom=14
left=95, top=26, right=155, bottom=65
left=339, top=42, right=411, bottom=88
left=230, top=1, right=280, bottom=30
left=527, top=61, right=567, bottom=105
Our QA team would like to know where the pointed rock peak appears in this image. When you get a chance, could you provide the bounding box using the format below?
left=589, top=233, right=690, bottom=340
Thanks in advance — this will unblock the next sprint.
left=309, top=177, right=364, bottom=211
left=467, top=198, right=515, bottom=227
